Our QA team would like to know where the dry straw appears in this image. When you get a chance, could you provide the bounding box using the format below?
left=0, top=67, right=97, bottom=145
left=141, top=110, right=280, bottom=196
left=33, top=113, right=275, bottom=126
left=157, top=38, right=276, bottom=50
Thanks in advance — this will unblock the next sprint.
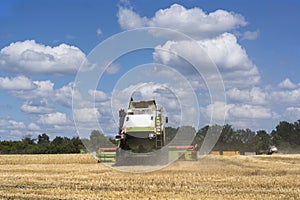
left=0, top=154, right=299, bottom=199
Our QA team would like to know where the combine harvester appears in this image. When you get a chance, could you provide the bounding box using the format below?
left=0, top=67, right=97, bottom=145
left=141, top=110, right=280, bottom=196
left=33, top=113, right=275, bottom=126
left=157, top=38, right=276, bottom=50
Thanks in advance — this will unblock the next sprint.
left=114, top=98, right=168, bottom=165
left=258, top=145, right=278, bottom=155
left=97, top=98, right=198, bottom=165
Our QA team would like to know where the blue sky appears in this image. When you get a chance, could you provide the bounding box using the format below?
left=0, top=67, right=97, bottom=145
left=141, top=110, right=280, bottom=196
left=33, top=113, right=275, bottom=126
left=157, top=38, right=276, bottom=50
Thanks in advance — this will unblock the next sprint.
left=1, top=0, right=300, bottom=140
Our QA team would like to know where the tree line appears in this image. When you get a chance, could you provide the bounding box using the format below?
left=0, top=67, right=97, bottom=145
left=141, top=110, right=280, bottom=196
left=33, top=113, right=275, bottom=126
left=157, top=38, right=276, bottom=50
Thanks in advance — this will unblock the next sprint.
left=203, top=119, right=300, bottom=153
left=0, top=130, right=114, bottom=154
left=166, top=119, right=300, bottom=154
left=0, top=120, right=300, bottom=154
left=0, top=134, right=85, bottom=154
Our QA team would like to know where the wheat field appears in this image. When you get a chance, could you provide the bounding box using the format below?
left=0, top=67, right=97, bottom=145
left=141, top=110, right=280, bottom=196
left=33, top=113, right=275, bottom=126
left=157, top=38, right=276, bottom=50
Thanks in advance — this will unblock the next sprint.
left=0, top=154, right=299, bottom=200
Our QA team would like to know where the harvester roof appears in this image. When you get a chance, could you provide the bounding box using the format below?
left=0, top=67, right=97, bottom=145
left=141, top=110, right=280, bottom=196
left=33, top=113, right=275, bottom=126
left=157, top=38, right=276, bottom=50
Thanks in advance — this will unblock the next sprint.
left=129, top=100, right=156, bottom=110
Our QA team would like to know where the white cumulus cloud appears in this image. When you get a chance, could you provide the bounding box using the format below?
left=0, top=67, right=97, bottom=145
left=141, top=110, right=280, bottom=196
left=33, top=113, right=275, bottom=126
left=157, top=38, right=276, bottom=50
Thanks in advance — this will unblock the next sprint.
left=272, top=87, right=300, bottom=105
left=228, top=104, right=273, bottom=119
left=55, top=82, right=74, bottom=108
left=88, top=89, right=108, bottom=102
left=278, top=78, right=297, bottom=89
left=201, top=101, right=276, bottom=129
left=73, top=108, right=99, bottom=123
left=0, top=76, right=36, bottom=90
left=21, top=99, right=53, bottom=114
left=28, top=123, right=41, bottom=131
left=154, top=33, right=260, bottom=88
left=118, top=4, right=247, bottom=38
left=10, top=79, right=54, bottom=100
left=0, top=40, right=86, bottom=75
left=241, top=30, right=260, bottom=40
left=118, top=7, right=148, bottom=29
left=0, top=118, right=28, bottom=139
left=105, top=63, right=121, bottom=74
left=96, top=28, right=103, bottom=36
left=38, top=112, right=68, bottom=125
left=227, top=87, right=267, bottom=105
left=284, top=107, right=300, bottom=121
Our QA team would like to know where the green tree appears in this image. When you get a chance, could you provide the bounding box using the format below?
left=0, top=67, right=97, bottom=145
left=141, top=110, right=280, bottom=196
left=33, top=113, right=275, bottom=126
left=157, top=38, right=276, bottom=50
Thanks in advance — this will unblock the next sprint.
left=214, top=124, right=238, bottom=151
left=89, top=130, right=111, bottom=151
left=193, top=125, right=209, bottom=149
left=255, top=130, right=271, bottom=151
left=277, top=121, right=293, bottom=141
left=22, top=136, right=35, bottom=145
left=165, top=126, right=177, bottom=144
left=80, top=138, right=90, bottom=152
left=171, top=126, right=196, bottom=146
left=271, top=120, right=300, bottom=152
left=51, top=136, right=64, bottom=153
left=292, top=120, right=300, bottom=145
left=71, top=137, right=85, bottom=153
left=36, top=133, right=51, bottom=153
left=38, top=133, right=50, bottom=144
left=22, top=136, right=36, bottom=153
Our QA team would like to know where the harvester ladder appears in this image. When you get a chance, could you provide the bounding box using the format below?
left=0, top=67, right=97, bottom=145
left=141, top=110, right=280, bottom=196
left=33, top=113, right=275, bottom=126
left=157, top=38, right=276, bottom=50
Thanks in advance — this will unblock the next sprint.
left=156, top=114, right=163, bottom=149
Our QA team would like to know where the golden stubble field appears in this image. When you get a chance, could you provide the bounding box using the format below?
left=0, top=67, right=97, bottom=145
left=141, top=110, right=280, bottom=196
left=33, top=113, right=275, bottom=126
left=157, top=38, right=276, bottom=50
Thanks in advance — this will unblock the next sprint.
left=0, top=154, right=299, bottom=200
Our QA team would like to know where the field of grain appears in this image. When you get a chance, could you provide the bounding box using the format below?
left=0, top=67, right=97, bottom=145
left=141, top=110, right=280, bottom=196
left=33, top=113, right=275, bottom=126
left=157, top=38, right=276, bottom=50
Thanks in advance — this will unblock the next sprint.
left=0, top=154, right=299, bottom=200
